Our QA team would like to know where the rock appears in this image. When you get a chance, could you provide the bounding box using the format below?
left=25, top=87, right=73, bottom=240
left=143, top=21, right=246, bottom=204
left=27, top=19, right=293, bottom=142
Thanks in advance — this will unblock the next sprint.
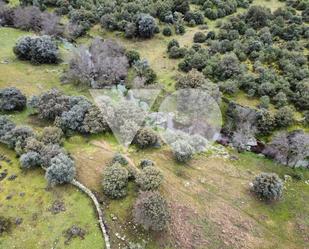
left=229, top=155, right=239, bottom=161
left=19, top=192, right=25, bottom=197
left=64, top=225, right=86, bottom=245
left=15, top=217, right=23, bottom=225
left=7, top=174, right=17, bottom=181
left=6, top=195, right=12, bottom=200
left=284, top=175, right=292, bottom=182
left=48, top=200, right=66, bottom=214
left=0, top=171, right=8, bottom=181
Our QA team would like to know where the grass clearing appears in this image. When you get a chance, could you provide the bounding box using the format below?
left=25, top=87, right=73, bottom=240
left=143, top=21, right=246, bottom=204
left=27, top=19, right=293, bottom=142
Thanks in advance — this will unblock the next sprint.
left=0, top=145, right=104, bottom=249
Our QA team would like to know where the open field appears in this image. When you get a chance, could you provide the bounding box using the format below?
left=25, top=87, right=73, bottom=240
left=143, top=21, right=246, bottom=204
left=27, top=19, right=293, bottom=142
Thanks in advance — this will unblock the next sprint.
left=0, top=0, right=308, bottom=248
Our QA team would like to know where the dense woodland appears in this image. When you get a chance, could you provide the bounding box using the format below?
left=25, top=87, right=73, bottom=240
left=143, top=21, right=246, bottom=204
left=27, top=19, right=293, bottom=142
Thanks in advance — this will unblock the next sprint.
left=0, top=0, right=308, bottom=249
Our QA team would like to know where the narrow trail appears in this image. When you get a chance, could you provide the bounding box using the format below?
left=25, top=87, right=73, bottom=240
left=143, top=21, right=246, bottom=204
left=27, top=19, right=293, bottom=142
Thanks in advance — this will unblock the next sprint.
left=71, top=179, right=111, bottom=249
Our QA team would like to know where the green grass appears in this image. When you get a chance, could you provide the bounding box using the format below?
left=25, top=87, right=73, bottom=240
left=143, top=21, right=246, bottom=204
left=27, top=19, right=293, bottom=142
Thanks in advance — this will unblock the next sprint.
left=0, top=27, right=88, bottom=98
left=0, top=145, right=104, bottom=249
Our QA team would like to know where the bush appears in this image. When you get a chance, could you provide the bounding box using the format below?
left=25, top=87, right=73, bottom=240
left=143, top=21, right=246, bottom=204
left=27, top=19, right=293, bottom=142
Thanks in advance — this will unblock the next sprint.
left=40, top=143, right=65, bottom=168
left=20, top=151, right=42, bottom=169
left=1, top=126, right=34, bottom=152
left=252, top=173, right=283, bottom=201
left=172, top=140, right=193, bottom=163
left=125, top=50, right=140, bottom=66
left=168, top=46, right=187, bottom=59
left=136, top=167, right=163, bottom=191
left=259, top=95, right=270, bottom=109
left=275, top=106, right=294, bottom=128
left=40, top=126, right=64, bottom=144
left=0, top=216, right=11, bottom=235
left=137, top=14, right=156, bottom=39
left=102, top=163, right=129, bottom=199
left=134, top=128, right=158, bottom=149
left=304, top=111, right=309, bottom=126
left=111, top=153, right=128, bottom=166
left=64, top=38, right=128, bottom=88
left=193, top=32, right=206, bottom=43
left=13, top=35, right=59, bottom=64
left=0, top=115, right=15, bottom=139
left=162, top=26, right=172, bottom=36
left=0, top=87, right=26, bottom=111
left=167, top=39, right=179, bottom=52
left=45, top=153, right=75, bottom=186
left=176, top=69, right=206, bottom=89
left=139, top=159, right=155, bottom=169
left=133, top=191, right=170, bottom=231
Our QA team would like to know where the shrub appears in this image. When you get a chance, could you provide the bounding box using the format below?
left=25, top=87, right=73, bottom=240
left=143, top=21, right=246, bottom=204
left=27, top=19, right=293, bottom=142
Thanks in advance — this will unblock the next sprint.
left=1, top=126, right=34, bottom=152
left=111, top=153, right=128, bottom=166
left=134, top=128, right=158, bottom=149
left=275, top=106, right=294, bottom=128
left=245, top=6, right=272, bottom=29
left=136, top=167, right=163, bottom=191
left=45, top=153, right=75, bottom=186
left=133, top=191, right=170, bottom=231
left=167, top=39, right=179, bottom=52
left=0, top=3, right=14, bottom=26
left=20, top=151, right=42, bottom=169
left=172, top=140, right=193, bottom=163
left=40, top=143, right=65, bottom=168
left=0, top=115, right=15, bottom=139
left=136, top=14, right=156, bottom=39
left=0, top=87, right=26, bottom=111
left=64, top=38, right=129, bottom=88
left=193, top=32, right=206, bottom=43
left=176, top=69, right=206, bottom=89
left=139, top=159, right=155, bottom=169
left=168, top=46, right=187, bottom=59
left=40, top=126, right=64, bottom=144
left=259, top=95, right=270, bottom=109
left=162, top=26, right=172, bottom=36
left=13, top=6, right=43, bottom=32
left=304, top=111, right=309, bottom=126
left=35, top=89, right=70, bottom=120
left=126, top=50, right=140, bottom=66
left=102, top=163, right=129, bottom=199
left=252, top=173, right=283, bottom=201
left=13, top=35, right=59, bottom=64
left=0, top=216, right=11, bottom=235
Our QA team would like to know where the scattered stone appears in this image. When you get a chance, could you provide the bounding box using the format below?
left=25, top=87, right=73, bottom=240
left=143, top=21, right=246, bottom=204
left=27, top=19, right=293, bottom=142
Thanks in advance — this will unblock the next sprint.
left=15, top=217, right=23, bottom=225
left=48, top=200, right=66, bottom=214
left=19, top=192, right=25, bottom=197
left=0, top=170, right=8, bottom=181
left=284, top=175, right=292, bottom=182
left=6, top=195, right=12, bottom=200
left=229, top=155, right=239, bottom=161
left=110, top=214, right=118, bottom=221
left=64, top=225, right=86, bottom=245
left=7, top=174, right=17, bottom=181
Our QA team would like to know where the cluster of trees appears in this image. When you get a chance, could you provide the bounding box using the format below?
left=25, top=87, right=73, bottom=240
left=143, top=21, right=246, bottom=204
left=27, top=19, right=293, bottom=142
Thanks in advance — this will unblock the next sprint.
left=263, top=130, right=309, bottom=168
left=13, top=35, right=59, bottom=64
left=0, top=115, right=75, bottom=186
left=0, top=3, right=65, bottom=37
left=29, top=89, right=109, bottom=135
left=99, top=0, right=191, bottom=38
left=174, top=5, right=308, bottom=120
left=102, top=154, right=169, bottom=231
left=63, top=38, right=156, bottom=88
left=192, top=0, right=253, bottom=20
left=2, top=0, right=199, bottom=40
